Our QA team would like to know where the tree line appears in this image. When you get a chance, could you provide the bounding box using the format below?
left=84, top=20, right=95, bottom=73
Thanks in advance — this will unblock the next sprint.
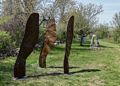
left=0, top=0, right=120, bottom=57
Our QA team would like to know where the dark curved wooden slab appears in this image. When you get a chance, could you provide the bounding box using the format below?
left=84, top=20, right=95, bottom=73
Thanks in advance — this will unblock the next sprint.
left=64, top=16, right=74, bottom=74
left=14, top=13, right=39, bottom=78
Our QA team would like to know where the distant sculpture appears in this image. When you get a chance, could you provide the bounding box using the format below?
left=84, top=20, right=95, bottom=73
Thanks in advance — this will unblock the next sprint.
left=39, top=18, right=57, bottom=68
left=79, top=30, right=86, bottom=46
left=14, top=13, right=39, bottom=79
left=90, top=34, right=100, bottom=49
left=64, top=16, right=74, bottom=74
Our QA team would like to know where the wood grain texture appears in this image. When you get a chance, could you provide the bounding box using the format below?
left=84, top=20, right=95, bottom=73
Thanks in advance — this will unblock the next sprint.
left=39, top=18, right=56, bottom=68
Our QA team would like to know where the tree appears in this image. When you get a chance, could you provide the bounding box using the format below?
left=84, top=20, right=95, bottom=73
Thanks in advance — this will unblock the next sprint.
left=95, top=24, right=109, bottom=39
left=112, top=12, right=120, bottom=43
left=21, top=0, right=37, bottom=15
left=112, top=12, right=120, bottom=29
left=75, top=3, right=103, bottom=33
left=54, top=0, right=75, bottom=42
left=71, top=3, right=103, bottom=45
left=1, top=0, right=38, bottom=47
left=2, top=0, right=14, bottom=15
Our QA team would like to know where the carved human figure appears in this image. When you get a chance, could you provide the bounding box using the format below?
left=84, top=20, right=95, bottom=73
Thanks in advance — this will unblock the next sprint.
left=39, top=18, right=57, bottom=68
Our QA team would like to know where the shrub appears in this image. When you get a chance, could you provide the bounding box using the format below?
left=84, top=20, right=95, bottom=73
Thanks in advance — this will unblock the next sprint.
left=0, top=31, right=12, bottom=49
left=0, top=14, right=28, bottom=47
left=113, top=29, right=120, bottom=43
left=56, top=23, right=66, bottom=43
left=0, top=31, right=16, bottom=58
left=95, top=24, right=109, bottom=39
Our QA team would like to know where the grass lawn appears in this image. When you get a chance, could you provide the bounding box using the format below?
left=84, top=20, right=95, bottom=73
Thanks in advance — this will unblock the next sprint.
left=0, top=40, right=120, bottom=86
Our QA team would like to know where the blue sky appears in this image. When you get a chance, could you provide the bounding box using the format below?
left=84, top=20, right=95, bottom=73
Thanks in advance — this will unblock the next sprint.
left=76, top=0, right=120, bottom=24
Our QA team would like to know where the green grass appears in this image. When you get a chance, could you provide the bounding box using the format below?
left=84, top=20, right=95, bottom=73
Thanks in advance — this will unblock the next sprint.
left=0, top=40, right=120, bottom=86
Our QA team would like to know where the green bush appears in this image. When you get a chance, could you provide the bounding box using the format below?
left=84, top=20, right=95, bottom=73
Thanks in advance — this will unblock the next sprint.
left=113, top=29, right=120, bottom=43
left=56, top=23, right=66, bottom=43
left=0, top=31, right=12, bottom=49
left=0, top=14, right=27, bottom=47
left=0, top=31, right=16, bottom=57
left=95, top=24, right=109, bottom=39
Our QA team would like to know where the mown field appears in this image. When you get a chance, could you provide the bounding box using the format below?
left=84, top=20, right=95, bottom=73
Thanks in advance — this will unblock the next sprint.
left=0, top=40, right=120, bottom=86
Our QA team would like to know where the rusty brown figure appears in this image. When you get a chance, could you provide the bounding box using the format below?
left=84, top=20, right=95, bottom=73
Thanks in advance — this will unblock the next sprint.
left=39, top=18, right=57, bottom=68
left=64, top=16, right=74, bottom=74
left=14, top=13, right=39, bottom=78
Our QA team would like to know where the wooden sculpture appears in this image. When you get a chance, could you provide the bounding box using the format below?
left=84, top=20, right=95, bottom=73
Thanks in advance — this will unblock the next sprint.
left=64, top=16, right=74, bottom=74
left=13, top=13, right=74, bottom=78
left=39, top=18, right=57, bottom=68
left=14, top=13, right=39, bottom=78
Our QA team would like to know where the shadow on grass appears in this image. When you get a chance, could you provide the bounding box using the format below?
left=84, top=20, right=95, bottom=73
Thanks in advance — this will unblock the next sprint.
left=72, top=47, right=90, bottom=51
left=27, top=69, right=101, bottom=78
left=100, top=45, right=113, bottom=48
left=69, top=69, right=101, bottom=75
left=83, top=44, right=90, bottom=47
left=47, top=66, right=81, bottom=69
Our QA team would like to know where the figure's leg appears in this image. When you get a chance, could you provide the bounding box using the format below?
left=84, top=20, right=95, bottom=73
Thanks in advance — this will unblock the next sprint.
left=80, top=36, right=83, bottom=46
left=39, top=55, right=47, bottom=68
left=39, top=44, right=49, bottom=68
left=14, top=13, right=39, bottom=78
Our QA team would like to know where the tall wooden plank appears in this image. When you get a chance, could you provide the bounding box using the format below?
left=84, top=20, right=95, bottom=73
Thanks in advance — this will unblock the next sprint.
left=14, top=13, right=39, bottom=78
left=64, top=16, right=74, bottom=74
